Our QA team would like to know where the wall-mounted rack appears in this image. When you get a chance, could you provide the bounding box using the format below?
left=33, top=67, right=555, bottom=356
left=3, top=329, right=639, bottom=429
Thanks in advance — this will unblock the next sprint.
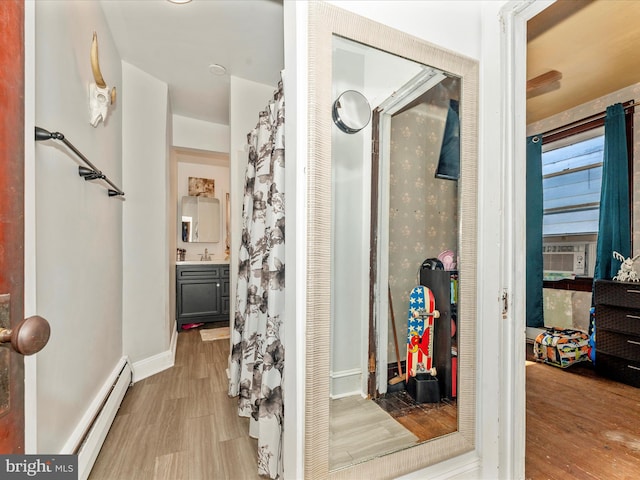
left=34, top=126, right=125, bottom=198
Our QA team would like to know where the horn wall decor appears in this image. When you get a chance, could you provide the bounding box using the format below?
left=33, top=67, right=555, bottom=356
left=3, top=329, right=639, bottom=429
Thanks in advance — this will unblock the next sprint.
left=89, top=32, right=116, bottom=127
left=91, top=32, right=116, bottom=103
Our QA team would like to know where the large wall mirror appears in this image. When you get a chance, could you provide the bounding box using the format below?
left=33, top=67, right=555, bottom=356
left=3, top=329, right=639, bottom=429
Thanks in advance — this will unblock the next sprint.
left=306, top=3, right=478, bottom=478
left=181, top=195, right=221, bottom=243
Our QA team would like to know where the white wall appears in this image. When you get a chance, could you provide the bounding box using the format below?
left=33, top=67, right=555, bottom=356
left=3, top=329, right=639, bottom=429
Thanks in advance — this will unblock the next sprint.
left=122, top=62, right=171, bottom=364
left=167, top=108, right=177, bottom=344
left=173, top=114, right=229, bottom=153
left=327, top=1, right=482, bottom=60
left=33, top=0, right=123, bottom=453
left=330, top=45, right=370, bottom=398
left=282, top=3, right=306, bottom=477
left=229, top=76, right=278, bottom=322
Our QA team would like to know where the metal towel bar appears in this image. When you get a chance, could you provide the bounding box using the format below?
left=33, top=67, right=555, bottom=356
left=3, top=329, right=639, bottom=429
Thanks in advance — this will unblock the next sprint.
left=34, top=126, right=125, bottom=198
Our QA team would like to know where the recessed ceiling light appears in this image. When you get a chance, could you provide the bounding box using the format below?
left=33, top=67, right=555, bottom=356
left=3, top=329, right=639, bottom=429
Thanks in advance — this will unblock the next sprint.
left=167, top=0, right=192, bottom=4
left=209, top=64, right=227, bottom=76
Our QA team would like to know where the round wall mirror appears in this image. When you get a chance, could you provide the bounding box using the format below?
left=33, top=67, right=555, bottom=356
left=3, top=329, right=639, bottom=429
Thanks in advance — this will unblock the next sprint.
left=332, top=90, right=371, bottom=133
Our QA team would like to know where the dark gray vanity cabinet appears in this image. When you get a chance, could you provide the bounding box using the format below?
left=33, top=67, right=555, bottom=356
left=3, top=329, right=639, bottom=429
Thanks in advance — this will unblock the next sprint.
left=176, top=264, right=230, bottom=330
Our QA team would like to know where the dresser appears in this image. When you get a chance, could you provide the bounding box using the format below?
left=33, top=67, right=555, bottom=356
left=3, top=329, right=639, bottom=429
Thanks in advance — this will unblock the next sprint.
left=176, top=263, right=230, bottom=330
left=594, top=279, right=640, bottom=388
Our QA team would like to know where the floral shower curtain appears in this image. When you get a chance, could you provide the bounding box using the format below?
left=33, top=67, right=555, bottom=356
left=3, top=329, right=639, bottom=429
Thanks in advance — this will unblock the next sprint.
left=228, top=78, right=285, bottom=479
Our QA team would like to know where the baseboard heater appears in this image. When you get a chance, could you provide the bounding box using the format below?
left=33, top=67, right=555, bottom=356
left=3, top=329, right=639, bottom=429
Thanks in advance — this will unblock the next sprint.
left=72, top=359, right=132, bottom=480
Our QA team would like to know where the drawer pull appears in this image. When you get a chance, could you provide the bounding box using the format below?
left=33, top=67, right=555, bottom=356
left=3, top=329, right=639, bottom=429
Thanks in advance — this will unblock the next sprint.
left=627, top=314, right=640, bottom=320
left=628, top=365, right=640, bottom=371
left=627, top=289, right=640, bottom=294
left=627, top=340, right=640, bottom=346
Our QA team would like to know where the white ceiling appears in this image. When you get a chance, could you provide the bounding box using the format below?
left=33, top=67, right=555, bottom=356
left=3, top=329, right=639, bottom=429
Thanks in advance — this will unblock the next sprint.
left=100, top=0, right=284, bottom=126
left=527, top=0, right=640, bottom=124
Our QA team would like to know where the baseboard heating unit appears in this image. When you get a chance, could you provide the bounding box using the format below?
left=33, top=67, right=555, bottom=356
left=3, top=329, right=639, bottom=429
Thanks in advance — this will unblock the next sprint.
left=64, top=358, right=132, bottom=480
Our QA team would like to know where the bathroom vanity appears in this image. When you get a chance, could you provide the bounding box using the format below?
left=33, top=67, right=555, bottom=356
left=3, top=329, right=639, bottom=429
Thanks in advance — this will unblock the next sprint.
left=176, top=262, right=230, bottom=330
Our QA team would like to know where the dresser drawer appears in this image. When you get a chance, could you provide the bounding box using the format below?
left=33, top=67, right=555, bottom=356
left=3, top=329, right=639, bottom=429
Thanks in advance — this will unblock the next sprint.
left=597, top=330, right=640, bottom=361
left=596, top=305, right=640, bottom=336
left=595, top=352, right=640, bottom=388
left=177, top=265, right=221, bottom=279
left=594, top=280, right=640, bottom=309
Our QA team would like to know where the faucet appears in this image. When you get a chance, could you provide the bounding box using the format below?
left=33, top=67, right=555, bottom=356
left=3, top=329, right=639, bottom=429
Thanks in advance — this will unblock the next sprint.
left=200, top=248, right=212, bottom=261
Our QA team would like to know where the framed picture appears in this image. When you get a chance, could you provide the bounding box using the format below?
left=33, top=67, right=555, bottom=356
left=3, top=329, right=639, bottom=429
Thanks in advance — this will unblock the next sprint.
left=188, top=177, right=215, bottom=197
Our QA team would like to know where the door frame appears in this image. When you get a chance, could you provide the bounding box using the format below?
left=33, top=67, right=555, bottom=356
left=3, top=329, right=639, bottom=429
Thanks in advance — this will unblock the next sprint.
left=0, top=0, right=26, bottom=454
left=369, top=70, right=449, bottom=397
left=23, top=0, right=38, bottom=453
left=498, top=1, right=554, bottom=478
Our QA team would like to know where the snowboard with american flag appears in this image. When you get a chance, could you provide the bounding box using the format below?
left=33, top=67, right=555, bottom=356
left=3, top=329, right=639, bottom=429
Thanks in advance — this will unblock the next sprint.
left=406, top=285, right=438, bottom=381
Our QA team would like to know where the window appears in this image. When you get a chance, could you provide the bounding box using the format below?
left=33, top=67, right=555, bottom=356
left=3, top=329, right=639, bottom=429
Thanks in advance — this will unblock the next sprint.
left=542, top=128, right=604, bottom=237
left=540, top=102, right=634, bottom=284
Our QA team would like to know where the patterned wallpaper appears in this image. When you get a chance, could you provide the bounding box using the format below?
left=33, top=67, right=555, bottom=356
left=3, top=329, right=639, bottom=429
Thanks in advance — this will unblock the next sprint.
left=527, top=82, right=640, bottom=331
left=387, top=99, right=458, bottom=363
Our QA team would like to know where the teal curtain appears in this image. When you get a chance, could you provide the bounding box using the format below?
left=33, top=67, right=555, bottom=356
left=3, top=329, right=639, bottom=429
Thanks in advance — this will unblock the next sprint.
left=526, top=135, right=544, bottom=328
left=594, top=103, right=631, bottom=280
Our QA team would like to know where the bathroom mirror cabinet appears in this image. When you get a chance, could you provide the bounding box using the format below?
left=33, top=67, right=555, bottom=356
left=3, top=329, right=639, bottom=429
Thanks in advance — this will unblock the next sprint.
left=306, top=2, right=478, bottom=478
left=181, top=195, right=220, bottom=243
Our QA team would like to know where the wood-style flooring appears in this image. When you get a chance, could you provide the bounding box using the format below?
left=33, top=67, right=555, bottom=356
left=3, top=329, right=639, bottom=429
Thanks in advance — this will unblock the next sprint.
left=90, top=330, right=640, bottom=479
left=89, top=329, right=260, bottom=480
left=375, top=390, right=457, bottom=442
left=330, top=395, right=419, bottom=470
left=526, top=353, right=640, bottom=479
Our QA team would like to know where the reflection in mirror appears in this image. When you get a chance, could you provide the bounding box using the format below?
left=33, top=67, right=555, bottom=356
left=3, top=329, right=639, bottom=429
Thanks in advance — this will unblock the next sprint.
left=330, top=34, right=461, bottom=471
left=181, top=195, right=220, bottom=243
left=333, top=90, right=372, bottom=133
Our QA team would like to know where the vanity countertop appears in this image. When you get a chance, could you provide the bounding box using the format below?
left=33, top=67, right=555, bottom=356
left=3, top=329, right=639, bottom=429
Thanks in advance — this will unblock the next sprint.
left=176, top=259, right=229, bottom=265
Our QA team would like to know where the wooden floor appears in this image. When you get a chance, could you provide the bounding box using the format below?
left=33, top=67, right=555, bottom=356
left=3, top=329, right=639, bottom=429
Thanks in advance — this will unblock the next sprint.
left=526, top=355, right=640, bottom=479
left=375, top=389, right=457, bottom=442
left=89, top=329, right=260, bottom=480
left=90, top=331, right=640, bottom=479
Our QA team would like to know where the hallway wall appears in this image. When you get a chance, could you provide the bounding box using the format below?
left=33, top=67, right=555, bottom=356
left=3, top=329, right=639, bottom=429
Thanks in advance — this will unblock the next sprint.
left=33, top=0, right=123, bottom=454
left=121, top=62, right=172, bottom=365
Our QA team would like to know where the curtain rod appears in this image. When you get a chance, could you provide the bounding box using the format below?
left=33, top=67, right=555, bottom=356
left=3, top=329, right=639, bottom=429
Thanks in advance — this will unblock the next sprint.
left=536, top=100, right=637, bottom=142
left=34, top=127, right=125, bottom=198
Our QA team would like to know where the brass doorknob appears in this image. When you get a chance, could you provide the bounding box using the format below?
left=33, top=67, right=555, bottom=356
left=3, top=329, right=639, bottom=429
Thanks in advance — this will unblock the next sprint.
left=0, top=315, right=50, bottom=355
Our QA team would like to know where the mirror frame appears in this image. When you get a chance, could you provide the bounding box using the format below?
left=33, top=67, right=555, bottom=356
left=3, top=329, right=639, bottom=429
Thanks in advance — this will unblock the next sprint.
left=305, top=2, right=479, bottom=478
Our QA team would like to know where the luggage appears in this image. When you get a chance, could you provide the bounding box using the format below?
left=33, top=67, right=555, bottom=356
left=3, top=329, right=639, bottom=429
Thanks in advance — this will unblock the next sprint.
left=533, top=328, right=590, bottom=368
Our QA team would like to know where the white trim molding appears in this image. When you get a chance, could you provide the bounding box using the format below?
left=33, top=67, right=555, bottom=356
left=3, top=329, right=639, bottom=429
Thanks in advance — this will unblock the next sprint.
left=131, top=327, right=178, bottom=383
left=329, top=368, right=363, bottom=399
left=498, top=2, right=555, bottom=479
left=60, top=357, right=132, bottom=480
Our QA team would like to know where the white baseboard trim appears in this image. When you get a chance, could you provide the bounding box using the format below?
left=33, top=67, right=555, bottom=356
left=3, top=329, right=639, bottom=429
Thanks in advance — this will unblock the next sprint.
left=131, top=328, right=178, bottom=383
left=397, top=451, right=481, bottom=480
left=60, top=357, right=132, bottom=480
left=330, top=368, right=362, bottom=399
left=526, top=326, right=546, bottom=341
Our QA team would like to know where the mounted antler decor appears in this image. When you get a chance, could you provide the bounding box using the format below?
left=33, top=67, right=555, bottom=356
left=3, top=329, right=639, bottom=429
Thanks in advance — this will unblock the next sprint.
left=613, top=251, right=640, bottom=282
left=89, top=32, right=116, bottom=127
